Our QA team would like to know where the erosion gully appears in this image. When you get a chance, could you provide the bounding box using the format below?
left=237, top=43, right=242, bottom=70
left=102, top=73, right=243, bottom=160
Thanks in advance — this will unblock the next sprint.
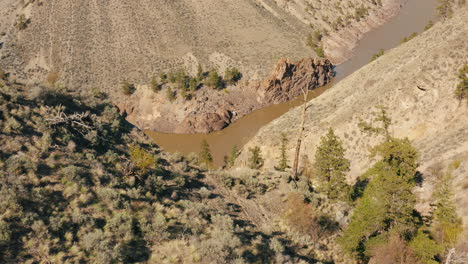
left=146, top=0, right=438, bottom=167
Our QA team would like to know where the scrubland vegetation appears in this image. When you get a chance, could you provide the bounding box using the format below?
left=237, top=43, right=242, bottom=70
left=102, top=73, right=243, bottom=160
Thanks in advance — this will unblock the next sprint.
left=0, top=57, right=466, bottom=262
left=122, top=65, right=243, bottom=102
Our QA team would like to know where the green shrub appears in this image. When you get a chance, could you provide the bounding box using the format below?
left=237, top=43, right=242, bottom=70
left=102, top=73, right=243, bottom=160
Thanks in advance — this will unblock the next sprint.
left=166, top=87, right=176, bottom=102
left=370, top=49, right=385, bottom=61
left=206, top=69, right=223, bottom=89
left=121, top=81, right=135, bottom=95
left=129, top=145, right=158, bottom=174
left=455, top=64, right=467, bottom=103
left=224, top=67, right=242, bottom=85
left=16, top=14, right=29, bottom=30
left=150, top=77, right=162, bottom=92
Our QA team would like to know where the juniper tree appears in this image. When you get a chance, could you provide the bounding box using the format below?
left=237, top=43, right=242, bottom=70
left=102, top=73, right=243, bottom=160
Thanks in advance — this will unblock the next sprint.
left=314, top=128, right=350, bottom=200
left=248, top=146, right=264, bottom=169
left=277, top=133, right=289, bottom=172
left=199, top=139, right=213, bottom=166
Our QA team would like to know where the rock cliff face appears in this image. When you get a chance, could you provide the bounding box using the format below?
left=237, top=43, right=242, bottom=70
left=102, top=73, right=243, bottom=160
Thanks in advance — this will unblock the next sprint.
left=256, top=58, right=334, bottom=104
left=119, top=57, right=334, bottom=134
left=238, top=9, right=468, bottom=246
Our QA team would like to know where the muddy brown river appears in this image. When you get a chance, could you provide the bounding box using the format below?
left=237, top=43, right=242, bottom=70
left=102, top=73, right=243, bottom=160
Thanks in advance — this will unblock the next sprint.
left=146, top=0, right=438, bottom=167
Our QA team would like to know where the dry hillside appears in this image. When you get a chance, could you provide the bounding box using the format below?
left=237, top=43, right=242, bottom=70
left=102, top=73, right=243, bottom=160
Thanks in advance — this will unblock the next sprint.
left=237, top=6, right=468, bottom=248
left=0, top=0, right=400, bottom=93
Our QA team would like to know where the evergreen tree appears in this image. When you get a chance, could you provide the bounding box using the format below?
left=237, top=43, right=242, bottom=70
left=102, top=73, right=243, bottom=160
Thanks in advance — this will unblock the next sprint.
left=339, top=138, right=420, bottom=259
left=225, top=145, right=239, bottom=168
left=340, top=108, right=441, bottom=263
left=189, top=77, right=198, bottom=92
left=206, top=69, right=223, bottom=89
left=431, top=170, right=463, bottom=254
left=314, top=128, right=350, bottom=200
left=224, top=67, right=242, bottom=85
left=277, top=133, right=289, bottom=172
left=199, top=139, right=213, bottom=166
left=248, top=146, right=264, bottom=169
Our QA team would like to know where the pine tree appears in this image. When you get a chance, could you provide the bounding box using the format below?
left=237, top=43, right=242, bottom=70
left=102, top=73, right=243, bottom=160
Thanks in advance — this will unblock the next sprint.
left=199, top=139, right=213, bottom=166
left=248, top=146, right=264, bottom=169
left=189, top=77, right=198, bottom=92
left=277, top=133, right=289, bottom=172
left=206, top=69, right=222, bottom=89
left=314, top=128, right=350, bottom=199
left=339, top=138, right=419, bottom=258
left=432, top=170, right=462, bottom=254
left=226, top=145, right=239, bottom=168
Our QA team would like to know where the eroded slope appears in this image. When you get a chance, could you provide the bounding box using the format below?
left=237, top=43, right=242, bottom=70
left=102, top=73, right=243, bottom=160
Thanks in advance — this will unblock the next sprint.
left=237, top=7, right=468, bottom=244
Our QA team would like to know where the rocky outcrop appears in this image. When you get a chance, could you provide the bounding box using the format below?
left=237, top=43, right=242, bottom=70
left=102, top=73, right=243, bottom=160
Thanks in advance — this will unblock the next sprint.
left=116, top=57, right=334, bottom=134
left=256, top=58, right=334, bottom=104
left=176, top=108, right=234, bottom=134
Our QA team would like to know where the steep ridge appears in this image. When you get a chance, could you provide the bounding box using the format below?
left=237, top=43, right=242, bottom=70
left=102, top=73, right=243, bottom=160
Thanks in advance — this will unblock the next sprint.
left=0, top=0, right=399, bottom=91
left=237, top=7, right=468, bottom=244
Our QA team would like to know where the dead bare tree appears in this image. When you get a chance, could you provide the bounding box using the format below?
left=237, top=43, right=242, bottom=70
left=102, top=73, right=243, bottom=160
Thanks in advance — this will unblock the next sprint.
left=45, top=105, right=93, bottom=136
left=292, top=87, right=311, bottom=181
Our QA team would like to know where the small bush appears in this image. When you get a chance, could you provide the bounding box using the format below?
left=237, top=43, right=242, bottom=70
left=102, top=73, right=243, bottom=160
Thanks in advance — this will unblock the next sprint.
left=46, top=72, right=60, bottom=86
left=370, top=49, right=385, bottom=62
left=206, top=69, right=223, bottom=89
left=224, top=67, right=242, bottom=85
left=16, top=14, right=29, bottom=30
left=129, top=145, right=158, bottom=174
left=121, top=81, right=136, bottom=96
left=166, top=87, right=176, bottom=102
left=455, top=64, right=467, bottom=103
left=150, top=77, right=162, bottom=92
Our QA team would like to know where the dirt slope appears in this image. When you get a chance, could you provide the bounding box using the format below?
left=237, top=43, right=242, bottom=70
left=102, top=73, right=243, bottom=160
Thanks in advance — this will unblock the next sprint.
left=237, top=7, right=468, bottom=245
left=0, top=0, right=399, bottom=91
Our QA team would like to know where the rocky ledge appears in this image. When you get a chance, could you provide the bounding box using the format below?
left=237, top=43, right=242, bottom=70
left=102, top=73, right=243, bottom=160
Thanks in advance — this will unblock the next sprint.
left=118, top=57, right=334, bottom=134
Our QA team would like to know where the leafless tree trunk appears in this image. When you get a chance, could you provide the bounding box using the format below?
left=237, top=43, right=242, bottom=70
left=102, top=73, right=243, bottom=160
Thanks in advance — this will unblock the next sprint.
left=292, top=87, right=309, bottom=181
left=445, top=248, right=455, bottom=264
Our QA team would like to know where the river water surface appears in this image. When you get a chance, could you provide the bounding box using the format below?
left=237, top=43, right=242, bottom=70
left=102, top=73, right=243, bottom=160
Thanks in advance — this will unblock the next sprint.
left=146, top=0, right=438, bottom=166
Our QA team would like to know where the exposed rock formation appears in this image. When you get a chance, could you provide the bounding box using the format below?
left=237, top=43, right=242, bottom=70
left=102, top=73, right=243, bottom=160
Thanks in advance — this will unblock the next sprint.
left=117, top=57, right=334, bottom=134
left=256, top=58, right=334, bottom=104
